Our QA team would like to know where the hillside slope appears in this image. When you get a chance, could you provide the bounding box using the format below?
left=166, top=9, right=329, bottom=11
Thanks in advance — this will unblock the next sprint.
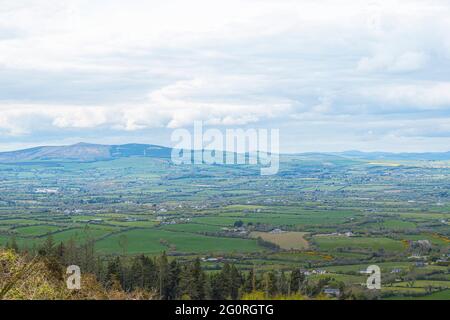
left=0, top=143, right=171, bottom=162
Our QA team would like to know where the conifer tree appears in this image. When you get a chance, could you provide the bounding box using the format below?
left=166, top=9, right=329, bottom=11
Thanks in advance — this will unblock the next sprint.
left=188, top=258, right=206, bottom=300
left=165, top=260, right=181, bottom=300
left=106, top=256, right=123, bottom=288
left=290, top=269, right=305, bottom=293
left=158, top=252, right=169, bottom=299
left=228, top=264, right=242, bottom=300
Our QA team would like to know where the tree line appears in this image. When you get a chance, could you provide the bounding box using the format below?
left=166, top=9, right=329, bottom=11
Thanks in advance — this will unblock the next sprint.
left=3, top=235, right=374, bottom=300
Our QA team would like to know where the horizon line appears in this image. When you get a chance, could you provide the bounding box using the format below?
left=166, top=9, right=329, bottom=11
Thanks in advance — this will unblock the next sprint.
left=0, top=141, right=449, bottom=156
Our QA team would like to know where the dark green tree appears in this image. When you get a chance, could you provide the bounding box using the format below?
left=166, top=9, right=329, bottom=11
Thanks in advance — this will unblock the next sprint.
left=263, top=271, right=277, bottom=297
left=165, top=260, right=181, bottom=300
left=243, top=268, right=256, bottom=293
left=105, top=256, right=123, bottom=288
left=187, top=258, right=206, bottom=300
left=228, top=264, right=242, bottom=300
left=290, top=269, right=306, bottom=294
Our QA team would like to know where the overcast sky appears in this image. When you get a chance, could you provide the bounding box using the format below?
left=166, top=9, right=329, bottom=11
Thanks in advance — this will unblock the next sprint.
left=1, top=0, right=449, bottom=152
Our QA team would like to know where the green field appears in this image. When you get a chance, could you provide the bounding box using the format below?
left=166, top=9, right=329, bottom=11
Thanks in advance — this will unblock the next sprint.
left=14, top=225, right=61, bottom=237
left=0, top=152, right=448, bottom=300
left=95, top=228, right=264, bottom=254
left=313, top=236, right=406, bottom=253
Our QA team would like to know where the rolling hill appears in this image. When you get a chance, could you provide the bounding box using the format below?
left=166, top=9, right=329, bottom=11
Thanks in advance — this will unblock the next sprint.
left=0, top=142, right=172, bottom=162
left=0, top=142, right=449, bottom=163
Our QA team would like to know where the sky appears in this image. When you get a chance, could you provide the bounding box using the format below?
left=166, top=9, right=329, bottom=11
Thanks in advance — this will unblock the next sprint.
left=0, top=0, right=450, bottom=152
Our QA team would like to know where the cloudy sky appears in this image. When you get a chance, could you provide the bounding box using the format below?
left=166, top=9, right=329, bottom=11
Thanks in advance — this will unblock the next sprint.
left=1, top=0, right=450, bottom=152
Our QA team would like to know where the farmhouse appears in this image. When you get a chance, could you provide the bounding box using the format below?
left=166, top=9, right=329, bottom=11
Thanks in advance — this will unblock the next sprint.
left=323, top=288, right=340, bottom=296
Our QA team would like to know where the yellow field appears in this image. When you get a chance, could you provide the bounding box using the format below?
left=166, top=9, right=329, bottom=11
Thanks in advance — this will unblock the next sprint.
left=251, top=231, right=309, bottom=250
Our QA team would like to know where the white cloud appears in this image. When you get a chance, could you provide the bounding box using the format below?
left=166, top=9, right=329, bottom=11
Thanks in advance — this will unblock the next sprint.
left=357, top=51, right=428, bottom=73
left=0, top=77, right=293, bottom=135
left=0, top=0, right=450, bottom=151
left=361, top=82, right=450, bottom=109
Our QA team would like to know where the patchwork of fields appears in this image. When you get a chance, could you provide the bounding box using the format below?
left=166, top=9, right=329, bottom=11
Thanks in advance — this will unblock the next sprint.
left=0, top=154, right=448, bottom=299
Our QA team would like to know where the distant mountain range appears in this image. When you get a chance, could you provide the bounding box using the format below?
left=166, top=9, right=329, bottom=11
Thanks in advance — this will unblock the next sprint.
left=0, top=142, right=449, bottom=163
left=0, top=143, right=172, bottom=162
left=334, top=150, right=450, bottom=161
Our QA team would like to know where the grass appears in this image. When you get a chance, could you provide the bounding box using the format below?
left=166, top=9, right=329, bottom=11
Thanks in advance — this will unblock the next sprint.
left=105, top=220, right=158, bottom=228
left=159, top=223, right=222, bottom=233
left=268, top=251, right=333, bottom=262
left=0, top=219, right=43, bottom=226
left=385, top=289, right=450, bottom=300
left=382, top=287, right=426, bottom=294
left=95, top=228, right=264, bottom=254
left=419, top=289, right=450, bottom=300
left=391, top=280, right=450, bottom=288
left=309, top=273, right=366, bottom=284
left=365, top=219, right=416, bottom=230
left=52, top=227, right=115, bottom=243
left=14, top=225, right=61, bottom=237
left=313, top=236, right=406, bottom=252
left=192, top=211, right=357, bottom=227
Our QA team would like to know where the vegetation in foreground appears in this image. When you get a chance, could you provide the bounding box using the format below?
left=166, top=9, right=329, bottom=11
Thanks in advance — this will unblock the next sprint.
left=0, top=240, right=382, bottom=300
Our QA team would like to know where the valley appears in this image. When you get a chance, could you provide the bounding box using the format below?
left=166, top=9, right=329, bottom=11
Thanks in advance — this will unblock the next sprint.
left=0, top=143, right=449, bottom=299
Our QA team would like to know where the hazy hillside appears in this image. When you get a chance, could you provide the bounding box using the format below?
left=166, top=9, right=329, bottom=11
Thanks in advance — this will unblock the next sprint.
left=0, top=142, right=449, bottom=163
left=336, top=150, right=450, bottom=161
left=0, top=143, right=171, bottom=162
